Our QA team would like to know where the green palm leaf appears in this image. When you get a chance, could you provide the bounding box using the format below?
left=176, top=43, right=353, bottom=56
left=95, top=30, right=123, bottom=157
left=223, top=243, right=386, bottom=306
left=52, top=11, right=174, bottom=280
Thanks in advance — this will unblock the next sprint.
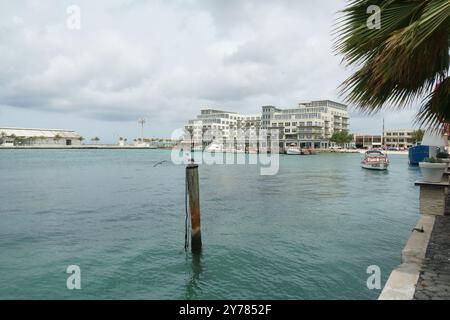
left=335, top=0, right=450, bottom=128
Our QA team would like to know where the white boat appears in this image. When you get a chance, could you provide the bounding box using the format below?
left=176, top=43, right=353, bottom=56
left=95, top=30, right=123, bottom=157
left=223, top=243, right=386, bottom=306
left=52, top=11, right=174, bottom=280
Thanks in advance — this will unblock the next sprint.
left=286, top=144, right=301, bottom=155
left=206, top=142, right=223, bottom=153
left=361, top=150, right=389, bottom=170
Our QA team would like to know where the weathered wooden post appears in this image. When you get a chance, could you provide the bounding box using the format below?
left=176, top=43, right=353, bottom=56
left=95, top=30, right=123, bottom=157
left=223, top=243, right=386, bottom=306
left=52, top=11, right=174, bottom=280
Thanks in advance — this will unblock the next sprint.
left=186, top=163, right=202, bottom=252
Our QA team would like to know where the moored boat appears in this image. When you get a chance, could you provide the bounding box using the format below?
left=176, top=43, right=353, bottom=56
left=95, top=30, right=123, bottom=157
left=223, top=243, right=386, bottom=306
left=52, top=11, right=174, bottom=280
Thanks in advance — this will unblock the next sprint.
left=286, top=144, right=301, bottom=155
left=206, top=142, right=223, bottom=153
left=361, top=150, right=389, bottom=170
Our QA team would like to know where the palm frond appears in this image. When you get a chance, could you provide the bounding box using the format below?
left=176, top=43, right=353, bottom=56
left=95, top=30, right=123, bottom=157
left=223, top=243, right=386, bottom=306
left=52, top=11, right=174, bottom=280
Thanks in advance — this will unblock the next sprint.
left=334, top=0, right=450, bottom=127
left=416, top=76, right=450, bottom=128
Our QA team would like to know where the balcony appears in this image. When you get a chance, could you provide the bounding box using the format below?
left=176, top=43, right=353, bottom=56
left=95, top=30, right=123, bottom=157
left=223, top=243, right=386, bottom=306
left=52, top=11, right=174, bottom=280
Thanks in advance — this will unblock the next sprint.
left=297, top=129, right=323, bottom=135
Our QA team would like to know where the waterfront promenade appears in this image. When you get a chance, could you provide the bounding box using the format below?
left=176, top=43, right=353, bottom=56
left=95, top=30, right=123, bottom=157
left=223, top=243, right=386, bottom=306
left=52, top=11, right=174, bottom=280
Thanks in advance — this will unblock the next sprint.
left=380, top=175, right=450, bottom=300
left=414, top=215, right=450, bottom=299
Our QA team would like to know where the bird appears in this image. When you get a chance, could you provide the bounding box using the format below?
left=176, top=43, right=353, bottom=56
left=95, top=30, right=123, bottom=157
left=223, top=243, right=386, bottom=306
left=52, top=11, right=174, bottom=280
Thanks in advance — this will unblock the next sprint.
left=153, top=160, right=168, bottom=167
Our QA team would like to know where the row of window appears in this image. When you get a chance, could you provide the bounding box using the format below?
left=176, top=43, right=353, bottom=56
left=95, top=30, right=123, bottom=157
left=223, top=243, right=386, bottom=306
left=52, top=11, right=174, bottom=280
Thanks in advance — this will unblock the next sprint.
left=272, top=121, right=326, bottom=127
left=386, top=132, right=411, bottom=136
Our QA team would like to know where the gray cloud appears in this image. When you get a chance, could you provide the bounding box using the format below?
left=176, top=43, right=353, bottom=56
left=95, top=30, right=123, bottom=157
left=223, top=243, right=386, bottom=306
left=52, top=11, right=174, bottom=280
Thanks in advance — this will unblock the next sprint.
left=0, top=0, right=418, bottom=136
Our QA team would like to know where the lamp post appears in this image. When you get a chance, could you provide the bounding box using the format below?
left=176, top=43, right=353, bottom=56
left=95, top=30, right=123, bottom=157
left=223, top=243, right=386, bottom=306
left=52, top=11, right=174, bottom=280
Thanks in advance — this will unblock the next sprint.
left=138, top=118, right=146, bottom=142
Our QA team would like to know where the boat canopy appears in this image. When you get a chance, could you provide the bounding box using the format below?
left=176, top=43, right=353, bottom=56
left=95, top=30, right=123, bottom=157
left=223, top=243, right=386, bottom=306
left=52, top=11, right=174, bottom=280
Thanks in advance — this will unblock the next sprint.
left=366, top=150, right=385, bottom=156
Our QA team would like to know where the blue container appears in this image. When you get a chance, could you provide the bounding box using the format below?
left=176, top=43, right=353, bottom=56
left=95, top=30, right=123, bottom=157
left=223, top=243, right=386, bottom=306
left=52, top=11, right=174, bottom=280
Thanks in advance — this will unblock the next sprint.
left=408, top=145, right=429, bottom=165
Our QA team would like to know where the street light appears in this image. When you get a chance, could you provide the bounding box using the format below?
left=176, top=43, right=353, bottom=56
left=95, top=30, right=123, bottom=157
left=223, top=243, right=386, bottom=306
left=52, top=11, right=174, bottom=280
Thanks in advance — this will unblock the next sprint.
left=138, top=118, right=147, bottom=141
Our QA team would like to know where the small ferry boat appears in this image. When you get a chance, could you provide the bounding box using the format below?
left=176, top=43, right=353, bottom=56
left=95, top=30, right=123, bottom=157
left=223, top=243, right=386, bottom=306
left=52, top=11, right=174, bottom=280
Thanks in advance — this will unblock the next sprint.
left=361, top=150, right=389, bottom=170
left=286, top=144, right=301, bottom=155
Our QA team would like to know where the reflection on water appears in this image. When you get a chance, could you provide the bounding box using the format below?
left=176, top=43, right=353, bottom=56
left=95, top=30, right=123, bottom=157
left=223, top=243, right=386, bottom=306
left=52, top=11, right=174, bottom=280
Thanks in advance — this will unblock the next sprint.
left=185, top=252, right=203, bottom=300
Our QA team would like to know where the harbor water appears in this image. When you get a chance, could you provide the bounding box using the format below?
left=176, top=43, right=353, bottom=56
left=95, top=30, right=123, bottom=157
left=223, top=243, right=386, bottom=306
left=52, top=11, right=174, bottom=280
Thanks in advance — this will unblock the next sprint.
left=0, top=150, right=420, bottom=299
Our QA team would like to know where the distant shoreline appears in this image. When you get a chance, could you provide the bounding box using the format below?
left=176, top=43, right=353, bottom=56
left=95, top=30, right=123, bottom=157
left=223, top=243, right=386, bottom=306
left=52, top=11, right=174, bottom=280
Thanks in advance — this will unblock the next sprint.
left=0, top=145, right=153, bottom=150
left=0, top=146, right=409, bottom=155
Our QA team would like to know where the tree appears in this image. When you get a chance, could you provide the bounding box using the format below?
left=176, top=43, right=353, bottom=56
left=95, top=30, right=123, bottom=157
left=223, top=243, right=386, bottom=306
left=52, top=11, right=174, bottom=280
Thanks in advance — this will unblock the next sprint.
left=335, top=1, right=450, bottom=129
left=411, top=129, right=425, bottom=144
left=54, top=134, right=63, bottom=144
left=330, top=130, right=354, bottom=146
left=29, top=136, right=38, bottom=145
left=91, top=137, right=100, bottom=144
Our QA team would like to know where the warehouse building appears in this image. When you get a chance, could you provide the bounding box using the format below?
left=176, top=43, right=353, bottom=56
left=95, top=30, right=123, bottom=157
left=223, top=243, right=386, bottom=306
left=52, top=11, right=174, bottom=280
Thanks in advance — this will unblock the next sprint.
left=0, top=127, right=82, bottom=147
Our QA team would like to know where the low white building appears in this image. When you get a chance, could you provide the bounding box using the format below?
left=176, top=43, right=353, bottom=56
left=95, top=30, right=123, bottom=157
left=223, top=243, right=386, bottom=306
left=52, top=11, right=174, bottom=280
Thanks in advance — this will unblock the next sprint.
left=0, top=127, right=83, bottom=147
left=384, top=129, right=414, bottom=149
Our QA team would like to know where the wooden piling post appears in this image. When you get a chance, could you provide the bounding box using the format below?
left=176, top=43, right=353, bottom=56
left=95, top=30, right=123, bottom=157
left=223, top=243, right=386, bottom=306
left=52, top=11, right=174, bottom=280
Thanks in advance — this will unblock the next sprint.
left=186, top=163, right=202, bottom=252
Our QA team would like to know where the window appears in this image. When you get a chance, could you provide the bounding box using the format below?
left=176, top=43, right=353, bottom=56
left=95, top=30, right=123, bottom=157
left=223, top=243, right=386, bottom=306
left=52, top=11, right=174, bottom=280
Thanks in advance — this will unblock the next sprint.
left=285, top=122, right=290, bottom=126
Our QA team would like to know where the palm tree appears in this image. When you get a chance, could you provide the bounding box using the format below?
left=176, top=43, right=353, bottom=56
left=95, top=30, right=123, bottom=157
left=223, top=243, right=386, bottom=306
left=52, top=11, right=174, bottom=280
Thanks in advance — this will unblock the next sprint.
left=186, top=127, right=194, bottom=151
left=335, top=0, right=450, bottom=129
left=54, top=134, right=63, bottom=144
left=91, top=137, right=100, bottom=144
left=411, top=129, right=425, bottom=144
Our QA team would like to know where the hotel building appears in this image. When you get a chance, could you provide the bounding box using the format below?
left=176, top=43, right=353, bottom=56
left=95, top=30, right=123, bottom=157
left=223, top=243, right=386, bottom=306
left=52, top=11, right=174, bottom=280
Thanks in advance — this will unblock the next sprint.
left=262, top=100, right=349, bottom=149
left=184, top=100, right=349, bottom=151
left=184, top=109, right=261, bottom=149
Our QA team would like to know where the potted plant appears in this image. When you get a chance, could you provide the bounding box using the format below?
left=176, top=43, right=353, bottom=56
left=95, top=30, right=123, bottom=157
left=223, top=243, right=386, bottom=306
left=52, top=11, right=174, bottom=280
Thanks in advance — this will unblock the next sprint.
left=437, top=151, right=450, bottom=166
left=419, top=157, right=447, bottom=183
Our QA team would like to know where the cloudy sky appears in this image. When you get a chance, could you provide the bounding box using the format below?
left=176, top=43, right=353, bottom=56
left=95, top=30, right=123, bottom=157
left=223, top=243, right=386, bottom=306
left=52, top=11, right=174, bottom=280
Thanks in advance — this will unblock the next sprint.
left=0, top=0, right=418, bottom=142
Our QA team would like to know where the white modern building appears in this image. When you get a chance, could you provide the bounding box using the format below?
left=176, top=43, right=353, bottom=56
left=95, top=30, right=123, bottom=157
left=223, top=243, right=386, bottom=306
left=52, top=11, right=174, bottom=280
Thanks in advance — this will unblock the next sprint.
left=262, top=100, right=349, bottom=149
left=0, top=127, right=83, bottom=147
left=184, top=109, right=261, bottom=150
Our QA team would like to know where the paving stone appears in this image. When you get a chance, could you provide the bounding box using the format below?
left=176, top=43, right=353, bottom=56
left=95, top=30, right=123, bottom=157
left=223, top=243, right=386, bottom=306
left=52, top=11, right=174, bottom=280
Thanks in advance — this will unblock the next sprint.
left=414, top=215, right=450, bottom=300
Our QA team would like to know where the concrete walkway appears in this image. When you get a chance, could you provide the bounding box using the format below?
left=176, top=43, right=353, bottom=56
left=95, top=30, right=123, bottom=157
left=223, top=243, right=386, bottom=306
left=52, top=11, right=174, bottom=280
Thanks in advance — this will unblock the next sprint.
left=414, top=215, right=450, bottom=300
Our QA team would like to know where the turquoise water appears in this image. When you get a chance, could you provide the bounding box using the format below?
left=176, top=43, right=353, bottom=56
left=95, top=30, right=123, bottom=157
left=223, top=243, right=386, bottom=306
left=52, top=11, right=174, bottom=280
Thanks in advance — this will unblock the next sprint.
left=0, top=150, right=420, bottom=299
